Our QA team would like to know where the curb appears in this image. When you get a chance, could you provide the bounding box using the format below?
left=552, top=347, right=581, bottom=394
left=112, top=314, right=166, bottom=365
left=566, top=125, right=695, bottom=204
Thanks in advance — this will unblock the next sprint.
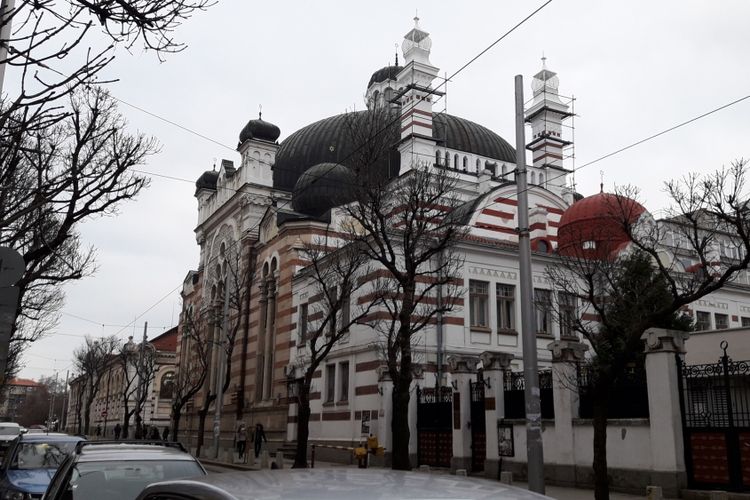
left=199, top=458, right=259, bottom=471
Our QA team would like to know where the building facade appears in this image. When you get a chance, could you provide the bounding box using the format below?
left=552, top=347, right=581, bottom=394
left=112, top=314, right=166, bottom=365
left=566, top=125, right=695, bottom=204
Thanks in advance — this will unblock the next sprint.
left=174, top=16, right=750, bottom=493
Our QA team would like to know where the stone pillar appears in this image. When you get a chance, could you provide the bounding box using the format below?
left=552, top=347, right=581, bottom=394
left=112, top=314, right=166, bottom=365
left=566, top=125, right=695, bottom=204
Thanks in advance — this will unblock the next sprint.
left=408, top=365, right=424, bottom=465
left=448, top=355, right=479, bottom=472
left=548, top=340, right=588, bottom=486
left=480, top=351, right=514, bottom=480
left=377, top=366, right=394, bottom=466
left=642, top=328, right=689, bottom=497
left=286, top=373, right=298, bottom=442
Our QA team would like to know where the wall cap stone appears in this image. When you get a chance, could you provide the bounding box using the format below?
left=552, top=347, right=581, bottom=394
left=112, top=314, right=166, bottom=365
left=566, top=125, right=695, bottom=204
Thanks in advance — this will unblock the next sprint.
left=447, top=355, right=479, bottom=374
left=479, top=351, right=514, bottom=371
left=641, top=328, right=689, bottom=354
left=548, top=340, right=589, bottom=362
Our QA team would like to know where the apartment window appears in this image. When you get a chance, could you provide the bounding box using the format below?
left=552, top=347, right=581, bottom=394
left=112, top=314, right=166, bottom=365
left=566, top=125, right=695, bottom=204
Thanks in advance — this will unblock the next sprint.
left=325, top=365, right=336, bottom=403
left=496, top=284, right=515, bottom=331
left=328, top=285, right=338, bottom=337
left=339, top=362, right=349, bottom=402
left=534, top=289, right=552, bottom=335
left=742, top=317, right=750, bottom=328
left=341, top=290, right=351, bottom=329
left=715, top=313, right=729, bottom=330
left=469, top=280, right=489, bottom=328
left=298, top=303, right=308, bottom=344
left=695, top=311, right=711, bottom=331
left=559, top=292, right=577, bottom=338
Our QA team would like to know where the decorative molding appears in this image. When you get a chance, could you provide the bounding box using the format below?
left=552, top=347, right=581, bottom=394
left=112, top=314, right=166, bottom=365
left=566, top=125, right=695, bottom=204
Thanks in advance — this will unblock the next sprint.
left=641, top=328, right=690, bottom=354
left=479, top=351, right=514, bottom=371
left=376, top=366, right=392, bottom=382
left=467, top=266, right=517, bottom=280
left=548, top=340, right=588, bottom=362
left=447, top=354, right=479, bottom=374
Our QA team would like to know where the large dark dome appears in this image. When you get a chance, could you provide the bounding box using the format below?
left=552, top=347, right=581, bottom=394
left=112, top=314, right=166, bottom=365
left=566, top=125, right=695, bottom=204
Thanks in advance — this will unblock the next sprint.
left=368, top=65, right=403, bottom=89
left=274, top=110, right=515, bottom=192
left=292, top=163, right=356, bottom=216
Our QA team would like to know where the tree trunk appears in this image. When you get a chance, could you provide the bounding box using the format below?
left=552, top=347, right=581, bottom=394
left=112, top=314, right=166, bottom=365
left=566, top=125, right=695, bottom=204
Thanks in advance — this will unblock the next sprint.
left=195, top=393, right=215, bottom=457
left=171, top=407, right=182, bottom=443
left=293, top=383, right=312, bottom=468
left=391, top=379, right=412, bottom=470
left=83, top=393, right=92, bottom=435
left=592, top=395, right=610, bottom=500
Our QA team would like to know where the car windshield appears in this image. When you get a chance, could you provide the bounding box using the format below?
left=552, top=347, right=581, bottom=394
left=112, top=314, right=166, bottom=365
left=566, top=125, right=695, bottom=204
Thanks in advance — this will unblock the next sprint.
left=0, top=427, right=19, bottom=436
left=68, top=460, right=203, bottom=500
left=12, top=441, right=76, bottom=470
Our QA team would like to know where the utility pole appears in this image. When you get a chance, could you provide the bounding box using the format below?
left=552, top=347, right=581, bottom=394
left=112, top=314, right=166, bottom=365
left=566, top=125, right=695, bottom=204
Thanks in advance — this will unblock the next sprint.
left=515, top=74, right=545, bottom=494
left=213, top=275, right=231, bottom=458
left=47, top=370, right=58, bottom=431
left=61, top=371, right=69, bottom=431
left=135, top=322, right=147, bottom=438
left=0, top=0, right=15, bottom=93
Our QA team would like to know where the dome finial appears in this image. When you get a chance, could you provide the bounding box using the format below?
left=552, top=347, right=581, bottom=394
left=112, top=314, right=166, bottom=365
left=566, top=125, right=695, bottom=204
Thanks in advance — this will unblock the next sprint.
left=414, top=9, right=419, bottom=26
left=541, top=52, right=547, bottom=69
left=259, top=104, right=262, bottom=120
left=600, top=170, right=604, bottom=193
left=395, top=42, right=399, bottom=66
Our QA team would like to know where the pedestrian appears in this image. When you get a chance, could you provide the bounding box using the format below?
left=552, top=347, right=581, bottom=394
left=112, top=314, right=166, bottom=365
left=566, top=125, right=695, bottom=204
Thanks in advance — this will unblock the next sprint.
left=252, top=423, right=267, bottom=459
left=162, top=426, right=170, bottom=441
left=235, top=424, right=247, bottom=460
left=114, top=423, right=121, bottom=440
left=95, top=424, right=102, bottom=438
left=149, top=426, right=160, bottom=440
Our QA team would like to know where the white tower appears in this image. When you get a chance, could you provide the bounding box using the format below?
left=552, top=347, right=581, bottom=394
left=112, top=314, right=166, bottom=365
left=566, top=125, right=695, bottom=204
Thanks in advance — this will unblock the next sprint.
left=525, top=58, right=573, bottom=185
left=395, top=16, right=442, bottom=173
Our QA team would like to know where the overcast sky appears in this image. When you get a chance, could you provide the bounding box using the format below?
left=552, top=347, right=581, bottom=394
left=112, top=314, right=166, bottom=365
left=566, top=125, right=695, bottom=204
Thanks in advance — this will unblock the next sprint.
left=13, top=0, right=750, bottom=381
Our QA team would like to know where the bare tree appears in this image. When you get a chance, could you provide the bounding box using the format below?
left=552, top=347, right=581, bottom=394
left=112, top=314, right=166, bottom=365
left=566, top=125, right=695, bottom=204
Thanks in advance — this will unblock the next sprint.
left=337, top=108, right=467, bottom=469
left=0, top=88, right=155, bottom=382
left=171, top=306, right=211, bottom=443
left=189, top=241, right=250, bottom=457
left=72, top=335, right=119, bottom=435
left=0, top=0, right=213, bottom=385
left=291, top=234, right=376, bottom=468
left=547, top=160, right=750, bottom=500
left=116, top=338, right=156, bottom=439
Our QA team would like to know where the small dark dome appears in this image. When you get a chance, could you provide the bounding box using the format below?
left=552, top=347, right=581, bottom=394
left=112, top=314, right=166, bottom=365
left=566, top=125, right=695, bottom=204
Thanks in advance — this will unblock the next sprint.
left=292, top=163, right=356, bottom=216
left=239, top=116, right=281, bottom=144
left=195, top=170, right=219, bottom=192
left=368, top=65, right=403, bottom=89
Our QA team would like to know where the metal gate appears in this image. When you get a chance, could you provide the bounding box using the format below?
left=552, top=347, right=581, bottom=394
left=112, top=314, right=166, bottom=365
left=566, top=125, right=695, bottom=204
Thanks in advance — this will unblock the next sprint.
left=470, top=380, right=486, bottom=472
left=678, top=342, right=750, bottom=491
left=417, top=386, right=453, bottom=468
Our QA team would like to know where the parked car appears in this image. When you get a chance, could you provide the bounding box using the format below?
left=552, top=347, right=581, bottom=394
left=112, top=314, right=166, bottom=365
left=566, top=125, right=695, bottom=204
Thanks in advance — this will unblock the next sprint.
left=0, top=432, right=83, bottom=499
left=135, top=468, right=553, bottom=500
left=0, top=423, right=22, bottom=457
left=43, top=440, right=207, bottom=500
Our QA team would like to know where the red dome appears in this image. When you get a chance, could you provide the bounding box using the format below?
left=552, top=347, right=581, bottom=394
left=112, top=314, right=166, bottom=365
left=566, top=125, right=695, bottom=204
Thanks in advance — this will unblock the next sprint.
left=557, top=192, right=646, bottom=259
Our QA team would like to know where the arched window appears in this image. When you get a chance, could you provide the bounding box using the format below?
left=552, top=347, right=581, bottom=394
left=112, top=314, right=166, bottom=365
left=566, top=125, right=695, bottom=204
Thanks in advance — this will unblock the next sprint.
left=531, top=172, right=536, bottom=184
left=445, top=153, right=450, bottom=168
left=476, top=158, right=481, bottom=171
left=539, top=173, right=544, bottom=186
left=435, top=150, right=441, bottom=166
left=502, top=165, right=507, bottom=177
left=454, top=154, right=459, bottom=169
left=159, top=372, right=175, bottom=400
left=463, top=156, right=468, bottom=169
